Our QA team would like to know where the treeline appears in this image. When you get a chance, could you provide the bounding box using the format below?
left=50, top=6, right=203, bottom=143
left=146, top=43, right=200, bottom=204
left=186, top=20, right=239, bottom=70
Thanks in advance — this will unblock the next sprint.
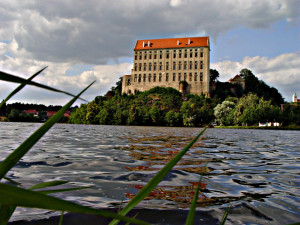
left=69, top=87, right=216, bottom=126
left=214, top=94, right=299, bottom=126
left=0, top=103, right=74, bottom=122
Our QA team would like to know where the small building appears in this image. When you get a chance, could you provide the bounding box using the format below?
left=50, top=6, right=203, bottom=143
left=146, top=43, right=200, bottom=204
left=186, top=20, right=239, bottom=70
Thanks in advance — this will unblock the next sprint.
left=122, top=36, right=210, bottom=96
left=228, top=75, right=245, bottom=89
left=24, top=109, right=39, bottom=117
left=292, top=93, right=300, bottom=103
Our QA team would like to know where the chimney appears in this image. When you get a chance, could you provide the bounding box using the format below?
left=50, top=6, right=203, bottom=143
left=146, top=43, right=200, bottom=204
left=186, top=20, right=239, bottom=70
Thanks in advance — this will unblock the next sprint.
left=188, top=39, right=190, bottom=45
left=148, top=41, right=150, bottom=46
left=177, top=40, right=179, bottom=45
left=142, top=41, right=145, bottom=47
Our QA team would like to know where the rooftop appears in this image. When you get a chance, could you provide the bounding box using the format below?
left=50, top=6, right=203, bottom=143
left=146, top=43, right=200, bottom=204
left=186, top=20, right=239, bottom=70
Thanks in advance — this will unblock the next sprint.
left=134, top=36, right=209, bottom=50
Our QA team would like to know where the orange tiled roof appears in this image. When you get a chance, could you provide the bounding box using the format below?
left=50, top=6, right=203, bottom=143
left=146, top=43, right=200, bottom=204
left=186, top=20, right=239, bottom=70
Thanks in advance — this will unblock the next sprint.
left=134, top=37, right=209, bottom=50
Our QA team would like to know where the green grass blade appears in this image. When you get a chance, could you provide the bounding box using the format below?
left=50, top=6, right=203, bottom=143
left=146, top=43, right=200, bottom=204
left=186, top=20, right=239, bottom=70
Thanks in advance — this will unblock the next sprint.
left=0, top=204, right=16, bottom=225
left=185, top=162, right=208, bottom=225
left=109, top=126, right=208, bottom=225
left=0, top=70, right=88, bottom=102
left=37, top=186, right=90, bottom=194
left=219, top=203, right=232, bottom=225
left=0, top=81, right=95, bottom=180
left=0, top=67, right=47, bottom=110
left=29, top=180, right=69, bottom=190
left=59, top=211, right=64, bottom=225
left=4, top=176, right=21, bottom=186
left=0, top=183, right=149, bottom=225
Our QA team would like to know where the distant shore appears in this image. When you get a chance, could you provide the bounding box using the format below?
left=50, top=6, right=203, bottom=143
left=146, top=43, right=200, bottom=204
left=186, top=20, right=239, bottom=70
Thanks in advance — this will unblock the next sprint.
left=214, top=125, right=300, bottom=130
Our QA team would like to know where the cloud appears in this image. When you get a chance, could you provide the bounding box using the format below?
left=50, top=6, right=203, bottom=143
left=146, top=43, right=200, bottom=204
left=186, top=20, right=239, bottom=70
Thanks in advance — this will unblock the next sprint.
left=0, top=0, right=299, bottom=64
left=211, top=52, right=300, bottom=102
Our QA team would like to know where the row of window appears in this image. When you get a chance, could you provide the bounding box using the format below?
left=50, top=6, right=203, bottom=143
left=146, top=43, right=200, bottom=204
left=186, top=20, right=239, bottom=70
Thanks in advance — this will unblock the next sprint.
left=130, top=72, right=204, bottom=83
left=135, top=50, right=204, bottom=60
left=134, top=61, right=204, bottom=72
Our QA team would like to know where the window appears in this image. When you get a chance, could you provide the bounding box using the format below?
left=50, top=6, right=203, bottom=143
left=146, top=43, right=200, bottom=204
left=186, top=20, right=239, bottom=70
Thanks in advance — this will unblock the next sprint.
left=178, top=63, right=182, bottom=70
left=166, top=53, right=169, bottom=59
left=189, top=61, right=192, bottom=70
left=166, top=73, right=169, bottom=81
left=159, top=62, right=162, bottom=70
left=189, top=73, right=192, bottom=81
left=195, top=52, right=198, bottom=57
left=127, top=79, right=131, bottom=86
left=179, top=53, right=182, bottom=58
left=138, top=74, right=141, bottom=82
left=144, top=54, right=147, bottom=60
left=159, top=51, right=162, bottom=59
left=194, top=72, right=197, bottom=81
left=178, top=73, right=181, bottom=81
left=190, top=51, right=193, bottom=57
left=154, top=62, right=157, bottom=70
left=200, top=72, right=203, bottom=81
left=194, top=62, right=197, bottom=70
left=159, top=73, right=162, bottom=82
left=173, top=50, right=176, bottom=58
left=143, top=74, right=146, bottom=82
left=134, top=63, right=137, bottom=71
left=135, top=55, right=137, bottom=60
left=139, top=63, right=142, bottom=71
left=184, top=61, right=187, bottom=70
left=173, top=73, right=176, bottom=81
left=154, top=54, right=157, bottom=59
left=149, top=63, right=152, bottom=71
left=184, top=73, right=187, bottom=81
left=139, top=54, right=142, bottom=60
left=153, top=74, right=156, bottom=82
left=200, top=61, right=203, bottom=69
left=173, top=62, right=176, bottom=70
left=134, top=74, right=137, bottom=82
left=149, top=52, right=152, bottom=59
left=166, top=62, right=169, bottom=70
left=184, top=50, right=187, bottom=58
left=144, top=63, right=147, bottom=71
left=148, top=74, right=152, bottom=82
left=200, top=52, right=203, bottom=57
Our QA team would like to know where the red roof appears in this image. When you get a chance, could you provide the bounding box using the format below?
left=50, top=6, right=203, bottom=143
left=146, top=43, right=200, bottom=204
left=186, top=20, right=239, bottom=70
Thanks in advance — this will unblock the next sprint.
left=134, top=37, right=209, bottom=50
left=24, top=109, right=38, bottom=114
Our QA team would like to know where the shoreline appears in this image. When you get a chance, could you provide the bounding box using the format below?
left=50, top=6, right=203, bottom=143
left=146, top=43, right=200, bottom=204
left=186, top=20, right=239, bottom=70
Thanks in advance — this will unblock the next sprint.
left=214, top=125, right=300, bottom=130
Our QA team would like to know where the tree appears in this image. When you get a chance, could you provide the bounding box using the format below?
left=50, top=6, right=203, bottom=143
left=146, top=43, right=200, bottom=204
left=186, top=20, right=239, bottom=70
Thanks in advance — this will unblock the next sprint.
left=210, top=69, right=219, bottom=83
left=214, top=101, right=236, bottom=126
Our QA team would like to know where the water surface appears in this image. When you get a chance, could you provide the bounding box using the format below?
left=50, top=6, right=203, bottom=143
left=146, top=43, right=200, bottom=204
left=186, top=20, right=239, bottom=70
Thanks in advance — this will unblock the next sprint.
left=1, top=122, right=299, bottom=224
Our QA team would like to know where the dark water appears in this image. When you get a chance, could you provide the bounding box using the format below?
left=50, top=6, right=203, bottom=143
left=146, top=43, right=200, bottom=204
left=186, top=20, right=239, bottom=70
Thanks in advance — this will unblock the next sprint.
left=1, top=122, right=299, bottom=225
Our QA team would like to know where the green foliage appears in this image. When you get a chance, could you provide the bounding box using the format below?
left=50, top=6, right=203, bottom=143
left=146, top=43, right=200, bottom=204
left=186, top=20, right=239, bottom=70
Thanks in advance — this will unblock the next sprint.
left=70, top=86, right=214, bottom=127
left=210, top=69, right=219, bottom=83
left=214, top=101, right=236, bottom=126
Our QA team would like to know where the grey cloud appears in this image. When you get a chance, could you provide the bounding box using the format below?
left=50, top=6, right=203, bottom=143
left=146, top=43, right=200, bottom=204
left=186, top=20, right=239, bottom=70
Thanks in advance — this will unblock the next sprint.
left=0, top=0, right=299, bottom=64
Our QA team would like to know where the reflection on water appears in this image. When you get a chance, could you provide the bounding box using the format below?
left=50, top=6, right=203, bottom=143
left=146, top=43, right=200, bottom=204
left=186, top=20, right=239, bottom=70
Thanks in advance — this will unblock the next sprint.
left=1, top=122, right=299, bottom=225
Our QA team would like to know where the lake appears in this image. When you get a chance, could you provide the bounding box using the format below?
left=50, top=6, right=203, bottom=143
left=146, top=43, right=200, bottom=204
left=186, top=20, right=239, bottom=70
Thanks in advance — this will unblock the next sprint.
left=1, top=122, right=299, bottom=225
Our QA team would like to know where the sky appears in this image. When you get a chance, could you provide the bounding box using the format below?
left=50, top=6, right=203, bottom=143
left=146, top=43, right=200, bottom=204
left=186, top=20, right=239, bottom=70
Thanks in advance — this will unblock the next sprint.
left=0, top=0, right=299, bottom=106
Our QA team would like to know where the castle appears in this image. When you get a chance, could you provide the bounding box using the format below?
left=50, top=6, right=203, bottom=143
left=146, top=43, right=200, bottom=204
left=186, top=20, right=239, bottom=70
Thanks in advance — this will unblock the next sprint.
left=122, top=36, right=210, bottom=96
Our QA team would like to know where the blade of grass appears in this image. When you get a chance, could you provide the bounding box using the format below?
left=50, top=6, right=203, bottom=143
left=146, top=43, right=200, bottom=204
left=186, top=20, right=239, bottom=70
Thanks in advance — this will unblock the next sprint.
left=109, top=126, right=209, bottom=225
left=0, top=70, right=88, bottom=102
left=185, top=162, right=208, bottom=225
left=29, top=180, right=69, bottom=190
left=4, top=176, right=21, bottom=186
left=36, top=186, right=90, bottom=194
left=0, top=81, right=95, bottom=180
left=59, top=211, right=64, bottom=225
left=0, top=204, right=16, bottom=225
left=0, top=183, right=149, bottom=225
left=0, top=67, right=47, bottom=110
left=219, top=203, right=232, bottom=225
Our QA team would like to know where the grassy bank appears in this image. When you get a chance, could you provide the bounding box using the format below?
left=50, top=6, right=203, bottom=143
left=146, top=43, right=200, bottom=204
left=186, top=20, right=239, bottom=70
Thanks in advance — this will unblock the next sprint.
left=215, top=125, right=300, bottom=130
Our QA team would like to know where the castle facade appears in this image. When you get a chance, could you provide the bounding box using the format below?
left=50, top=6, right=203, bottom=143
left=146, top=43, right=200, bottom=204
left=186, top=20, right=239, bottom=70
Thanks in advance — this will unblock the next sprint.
left=122, top=36, right=210, bottom=95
